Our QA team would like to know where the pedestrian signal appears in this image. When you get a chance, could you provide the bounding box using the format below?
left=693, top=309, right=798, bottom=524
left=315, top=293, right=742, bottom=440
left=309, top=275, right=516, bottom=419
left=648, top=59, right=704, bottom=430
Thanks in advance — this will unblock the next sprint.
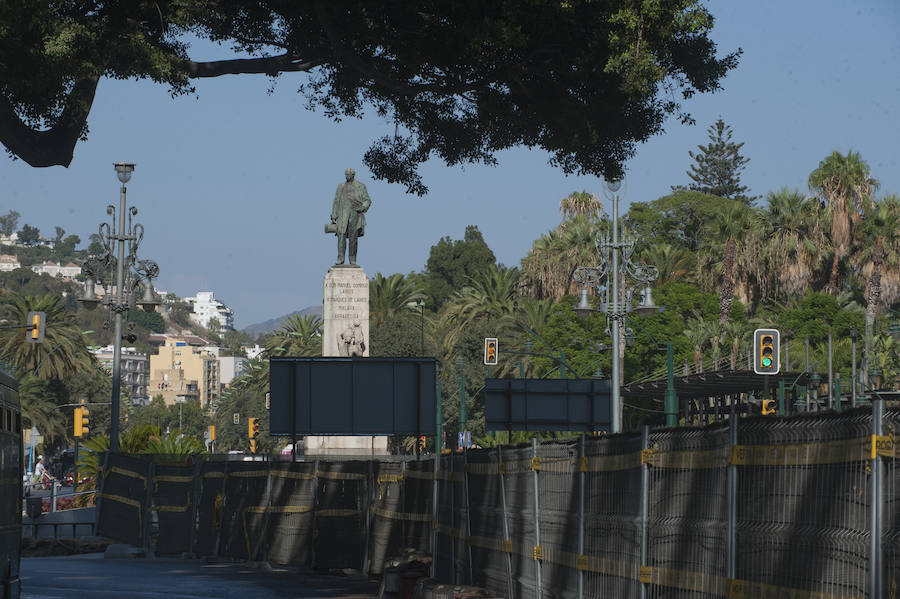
left=26, top=311, right=46, bottom=343
left=484, top=338, right=498, bottom=366
left=753, top=329, right=780, bottom=375
left=762, top=399, right=776, bottom=415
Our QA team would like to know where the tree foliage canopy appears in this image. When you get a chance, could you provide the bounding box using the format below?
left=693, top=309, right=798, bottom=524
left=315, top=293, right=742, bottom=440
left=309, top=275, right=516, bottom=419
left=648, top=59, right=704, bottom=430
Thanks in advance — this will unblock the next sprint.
left=1, top=1, right=739, bottom=192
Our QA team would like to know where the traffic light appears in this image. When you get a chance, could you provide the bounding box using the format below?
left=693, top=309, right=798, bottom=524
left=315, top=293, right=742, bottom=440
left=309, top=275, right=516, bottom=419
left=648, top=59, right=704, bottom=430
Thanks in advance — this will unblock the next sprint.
left=484, top=337, right=498, bottom=366
left=208, top=425, right=216, bottom=441
left=247, top=417, right=259, bottom=439
left=753, top=329, right=780, bottom=375
left=417, top=436, right=426, bottom=453
left=74, top=403, right=90, bottom=437
left=762, top=399, right=777, bottom=415
left=26, top=311, right=46, bottom=343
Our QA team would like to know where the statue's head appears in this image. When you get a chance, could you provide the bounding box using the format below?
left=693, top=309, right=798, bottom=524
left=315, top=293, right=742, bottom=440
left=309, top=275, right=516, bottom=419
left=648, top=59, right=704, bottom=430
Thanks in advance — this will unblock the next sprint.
left=345, top=168, right=355, bottom=182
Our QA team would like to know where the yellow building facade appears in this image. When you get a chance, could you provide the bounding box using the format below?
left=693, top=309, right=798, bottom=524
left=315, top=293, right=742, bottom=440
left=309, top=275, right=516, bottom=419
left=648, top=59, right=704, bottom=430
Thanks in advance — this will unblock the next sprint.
left=148, top=337, right=219, bottom=407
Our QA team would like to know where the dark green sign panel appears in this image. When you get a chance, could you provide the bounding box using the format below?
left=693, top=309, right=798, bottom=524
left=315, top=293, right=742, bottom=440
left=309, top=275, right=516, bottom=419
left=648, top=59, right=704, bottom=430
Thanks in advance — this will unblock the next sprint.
left=269, top=357, right=437, bottom=436
left=484, top=378, right=612, bottom=432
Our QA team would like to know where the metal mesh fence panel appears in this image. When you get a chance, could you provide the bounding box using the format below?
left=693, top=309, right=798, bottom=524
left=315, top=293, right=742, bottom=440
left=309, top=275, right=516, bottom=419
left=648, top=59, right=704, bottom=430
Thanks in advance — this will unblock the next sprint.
left=583, top=433, right=642, bottom=599
left=265, top=461, right=317, bottom=566
left=535, top=439, right=580, bottom=599
left=879, top=407, right=899, bottom=595
left=151, top=462, right=195, bottom=555
left=402, top=458, right=434, bottom=552
left=736, top=410, right=872, bottom=597
left=97, top=453, right=151, bottom=547
left=646, top=424, right=728, bottom=599
left=501, top=444, right=537, bottom=599
left=313, top=460, right=368, bottom=570
left=434, top=453, right=459, bottom=584
left=194, top=460, right=227, bottom=556
left=219, top=461, right=268, bottom=560
left=466, top=445, right=509, bottom=596
left=370, top=460, right=404, bottom=575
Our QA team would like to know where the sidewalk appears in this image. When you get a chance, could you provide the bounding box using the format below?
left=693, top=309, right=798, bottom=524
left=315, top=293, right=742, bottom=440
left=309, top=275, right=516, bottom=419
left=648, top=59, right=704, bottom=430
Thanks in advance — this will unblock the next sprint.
left=20, top=553, right=378, bottom=599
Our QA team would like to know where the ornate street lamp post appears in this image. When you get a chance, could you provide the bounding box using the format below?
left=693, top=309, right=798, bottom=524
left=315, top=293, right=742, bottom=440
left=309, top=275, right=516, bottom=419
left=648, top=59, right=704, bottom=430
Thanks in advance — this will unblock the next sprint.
left=79, top=163, right=160, bottom=451
left=572, top=179, right=659, bottom=433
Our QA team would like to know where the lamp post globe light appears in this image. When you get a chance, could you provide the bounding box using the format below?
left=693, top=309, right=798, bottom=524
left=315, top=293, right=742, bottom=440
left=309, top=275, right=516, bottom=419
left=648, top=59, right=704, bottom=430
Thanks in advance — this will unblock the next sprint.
left=79, top=163, right=160, bottom=452
left=572, top=179, right=659, bottom=433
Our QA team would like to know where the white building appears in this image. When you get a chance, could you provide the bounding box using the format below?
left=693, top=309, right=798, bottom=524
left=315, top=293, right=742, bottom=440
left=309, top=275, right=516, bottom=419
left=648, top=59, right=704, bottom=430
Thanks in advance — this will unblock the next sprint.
left=0, top=254, right=20, bottom=271
left=186, top=291, right=235, bottom=333
left=92, top=345, right=150, bottom=405
left=243, top=344, right=265, bottom=360
left=31, top=261, right=81, bottom=279
left=202, top=346, right=248, bottom=386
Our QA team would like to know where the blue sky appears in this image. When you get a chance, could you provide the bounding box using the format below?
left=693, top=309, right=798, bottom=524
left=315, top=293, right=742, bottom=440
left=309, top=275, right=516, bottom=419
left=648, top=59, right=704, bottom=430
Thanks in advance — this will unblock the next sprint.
left=1, top=1, right=898, bottom=328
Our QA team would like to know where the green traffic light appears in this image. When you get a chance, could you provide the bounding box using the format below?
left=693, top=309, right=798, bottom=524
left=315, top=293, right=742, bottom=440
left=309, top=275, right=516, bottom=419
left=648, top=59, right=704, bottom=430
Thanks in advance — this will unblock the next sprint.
left=762, top=357, right=772, bottom=367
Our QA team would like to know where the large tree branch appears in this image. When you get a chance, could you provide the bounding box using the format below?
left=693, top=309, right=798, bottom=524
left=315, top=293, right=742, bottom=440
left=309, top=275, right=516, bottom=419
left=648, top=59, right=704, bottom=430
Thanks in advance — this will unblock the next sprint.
left=0, top=75, right=98, bottom=168
left=178, top=53, right=323, bottom=78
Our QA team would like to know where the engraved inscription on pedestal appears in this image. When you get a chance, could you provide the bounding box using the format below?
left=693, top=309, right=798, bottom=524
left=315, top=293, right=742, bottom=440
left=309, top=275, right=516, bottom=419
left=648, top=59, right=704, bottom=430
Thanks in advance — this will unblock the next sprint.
left=323, top=265, right=370, bottom=358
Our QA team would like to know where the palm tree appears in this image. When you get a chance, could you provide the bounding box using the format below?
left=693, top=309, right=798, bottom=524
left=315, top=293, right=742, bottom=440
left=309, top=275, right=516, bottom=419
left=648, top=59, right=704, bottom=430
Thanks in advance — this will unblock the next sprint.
left=696, top=202, right=752, bottom=322
left=0, top=293, right=93, bottom=378
left=18, top=375, right=66, bottom=440
left=559, top=191, right=605, bottom=222
left=369, top=273, right=425, bottom=326
left=441, top=266, right=521, bottom=351
left=521, top=215, right=602, bottom=301
left=265, top=313, right=322, bottom=356
left=758, top=188, right=829, bottom=300
left=808, top=150, right=878, bottom=294
left=639, top=243, right=694, bottom=286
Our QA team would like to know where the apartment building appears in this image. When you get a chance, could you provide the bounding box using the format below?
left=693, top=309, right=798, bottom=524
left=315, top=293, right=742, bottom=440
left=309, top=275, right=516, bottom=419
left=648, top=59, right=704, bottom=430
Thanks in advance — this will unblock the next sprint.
left=147, top=335, right=219, bottom=407
left=31, top=261, right=82, bottom=278
left=0, top=254, right=20, bottom=271
left=92, top=345, right=149, bottom=405
left=185, top=291, right=235, bottom=334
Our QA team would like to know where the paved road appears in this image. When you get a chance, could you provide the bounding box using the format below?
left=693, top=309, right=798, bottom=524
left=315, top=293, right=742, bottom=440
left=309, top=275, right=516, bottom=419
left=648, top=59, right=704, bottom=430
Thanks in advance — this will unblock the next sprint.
left=20, top=554, right=379, bottom=599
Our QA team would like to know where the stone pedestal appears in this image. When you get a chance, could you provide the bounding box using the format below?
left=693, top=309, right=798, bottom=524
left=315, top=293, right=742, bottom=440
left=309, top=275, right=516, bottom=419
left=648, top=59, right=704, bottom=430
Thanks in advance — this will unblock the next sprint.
left=304, top=264, right=388, bottom=455
left=323, top=265, right=370, bottom=357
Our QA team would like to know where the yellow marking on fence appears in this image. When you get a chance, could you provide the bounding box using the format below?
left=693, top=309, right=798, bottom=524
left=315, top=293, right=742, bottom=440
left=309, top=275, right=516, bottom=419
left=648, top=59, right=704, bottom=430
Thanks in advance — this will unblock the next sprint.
left=151, top=505, right=190, bottom=513
left=434, top=469, right=465, bottom=482
left=577, top=554, right=587, bottom=571
left=105, top=466, right=147, bottom=485
left=872, top=434, right=894, bottom=459
left=403, top=469, right=434, bottom=480
left=531, top=457, right=541, bottom=471
left=228, top=470, right=269, bottom=478
left=153, top=475, right=194, bottom=483
left=269, top=470, right=316, bottom=480
left=201, top=471, right=226, bottom=478
left=533, top=545, right=543, bottom=560
left=639, top=566, right=652, bottom=584
left=377, top=473, right=404, bottom=484
left=504, top=540, right=512, bottom=553
left=316, top=469, right=366, bottom=481
left=579, top=457, right=587, bottom=472
left=371, top=506, right=432, bottom=522
left=583, top=453, right=642, bottom=472
left=647, top=446, right=731, bottom=470
left=731, top=437, right=870, bottom=466
left=641, top=449, right=655, bottom=465
left=243, top=505, right=313, bottom=515
left=315, top=508, right=361, bottom=517
left=498, top=462, right=505, bottom=475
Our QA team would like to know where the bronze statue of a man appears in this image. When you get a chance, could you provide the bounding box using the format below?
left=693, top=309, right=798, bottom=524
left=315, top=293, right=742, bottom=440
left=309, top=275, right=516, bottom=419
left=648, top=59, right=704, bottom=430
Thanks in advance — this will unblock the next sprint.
left=330, top=168, right=372, bottom=265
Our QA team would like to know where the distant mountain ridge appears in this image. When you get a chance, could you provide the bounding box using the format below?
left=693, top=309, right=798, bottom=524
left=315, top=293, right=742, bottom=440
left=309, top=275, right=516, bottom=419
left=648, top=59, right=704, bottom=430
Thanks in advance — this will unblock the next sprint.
left=242, top=305, right=323, bottom=337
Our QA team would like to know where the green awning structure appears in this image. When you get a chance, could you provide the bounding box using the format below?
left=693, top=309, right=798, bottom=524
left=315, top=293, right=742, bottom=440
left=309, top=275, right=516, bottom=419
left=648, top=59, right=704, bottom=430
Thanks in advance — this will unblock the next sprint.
left=622, top=369, right=810, bottom=401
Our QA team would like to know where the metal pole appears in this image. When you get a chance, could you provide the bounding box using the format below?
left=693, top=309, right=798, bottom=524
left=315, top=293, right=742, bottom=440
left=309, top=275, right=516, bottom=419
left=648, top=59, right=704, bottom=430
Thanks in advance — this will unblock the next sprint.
left=50, top=479, right=57, bottom=513
left=577, top=434, right=585, bottom=599
left=833, top=373, right=841, bottom=413
left=532, top=437, right=543, bottom=599
left=870, top=397, right=884, bottom=597
left=431, top=454, right=439, bottom=579
left=109, top=183, right=127, bottom=452
left=610, top=192, right=621, bottom=434
left=498, top=445, right=513, bottom=599
left=665, top=342, right=678, bottom=427
left=777, top=379, right=785, bottom=415
left=827, top=327, right=833, bottom=410
left=73, top=438, right=79, bottom=496
left=436, top=364, right=443, bottom=453
left=639, top=426, right=650, bottom=599
left=420, top=303, right=425, bottom=357
left=851, top=334, right=857, bottom=408
left=463, top=448, right=473, bottom=584
left=458, top=357, right=467, bottom=439
left=726, top=412, right=737, bottom=580
left=805, top=337, right=810, bottom=372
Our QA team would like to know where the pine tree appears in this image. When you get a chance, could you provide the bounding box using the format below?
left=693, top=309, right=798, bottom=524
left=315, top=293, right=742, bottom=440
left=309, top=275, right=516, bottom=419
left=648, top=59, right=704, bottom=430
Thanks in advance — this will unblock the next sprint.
left=678, top=119, right=755, bottom=204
